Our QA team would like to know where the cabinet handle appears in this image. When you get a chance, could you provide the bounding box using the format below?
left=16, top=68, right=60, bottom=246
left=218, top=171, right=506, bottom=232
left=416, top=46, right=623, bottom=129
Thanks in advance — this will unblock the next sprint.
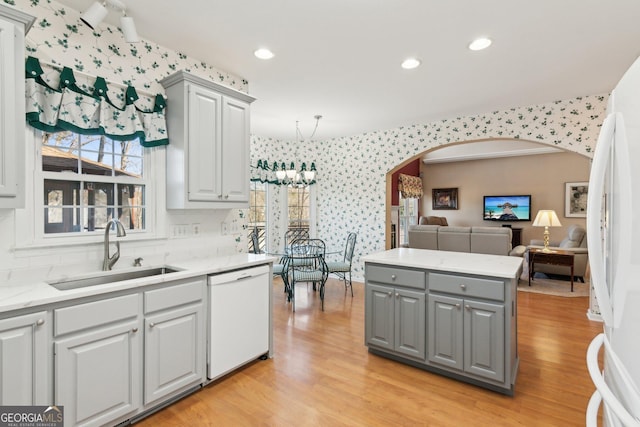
left=391, top=274, right=396, bottom=281
left=455, top=303, right=461, bottom=309
left=460, top=284, right=466, bottom=290
left=387, top=291, right=392, bottom=297
left=35, top=319, right=45, bottom=326
left=465, top=304, right=471, bottom=310
left=395, top=292, right=399, bottom=298
left=218, top=194, right=223, bottom=199
left=131, top=327, right=138, bottom=333
left=149, top=322, right=155, bottom=328
left=224, top=194, right=229, bottom=199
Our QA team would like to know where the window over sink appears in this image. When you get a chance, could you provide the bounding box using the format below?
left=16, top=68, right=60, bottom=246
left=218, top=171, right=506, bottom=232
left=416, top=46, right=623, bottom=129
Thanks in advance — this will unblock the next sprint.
left=39, top=131, right=148, bottom=236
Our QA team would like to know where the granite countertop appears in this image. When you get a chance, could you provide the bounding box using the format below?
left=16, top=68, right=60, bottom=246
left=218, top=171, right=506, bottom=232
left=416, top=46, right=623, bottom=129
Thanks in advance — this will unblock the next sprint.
left=361, top=248, right=523, bottom=279
left=0, top=253, right=276, bottom=315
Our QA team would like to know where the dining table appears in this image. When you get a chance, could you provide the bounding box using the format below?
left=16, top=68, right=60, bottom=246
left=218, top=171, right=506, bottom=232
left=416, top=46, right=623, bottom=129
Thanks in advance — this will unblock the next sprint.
left=268, top=240, right=341, bottom=311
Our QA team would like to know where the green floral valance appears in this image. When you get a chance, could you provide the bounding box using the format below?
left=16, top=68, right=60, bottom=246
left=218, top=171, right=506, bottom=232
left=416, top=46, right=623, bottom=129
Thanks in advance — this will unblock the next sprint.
left=24, top=56, right=168, bottom=147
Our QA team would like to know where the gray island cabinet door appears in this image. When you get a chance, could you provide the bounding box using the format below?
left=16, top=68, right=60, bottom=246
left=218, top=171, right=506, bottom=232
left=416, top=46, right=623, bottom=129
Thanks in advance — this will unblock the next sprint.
left=366, top=283, right=394, bottom=351
left=394, top=288, right=426, bottom=360
left=464, top=300, right=505, bottom=382
left=366, top=283, right=426, bottom=360
left=428, top=294, right=464, bottom=371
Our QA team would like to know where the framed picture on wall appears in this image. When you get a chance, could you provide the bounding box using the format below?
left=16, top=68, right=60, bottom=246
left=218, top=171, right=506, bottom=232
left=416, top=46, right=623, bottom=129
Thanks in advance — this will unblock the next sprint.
left=565, top=181, right=588, bottom=217
left=432, top=188, right=458, bottom=210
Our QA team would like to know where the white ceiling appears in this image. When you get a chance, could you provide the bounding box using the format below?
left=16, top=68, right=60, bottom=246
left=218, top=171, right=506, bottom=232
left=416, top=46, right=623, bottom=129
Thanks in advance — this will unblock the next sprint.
left=55, top=0, right=640, bottom=141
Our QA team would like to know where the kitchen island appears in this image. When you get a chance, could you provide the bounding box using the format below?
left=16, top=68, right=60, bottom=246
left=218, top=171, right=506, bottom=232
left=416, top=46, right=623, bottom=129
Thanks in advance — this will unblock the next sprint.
left=362, top=248, right=523, bottom=395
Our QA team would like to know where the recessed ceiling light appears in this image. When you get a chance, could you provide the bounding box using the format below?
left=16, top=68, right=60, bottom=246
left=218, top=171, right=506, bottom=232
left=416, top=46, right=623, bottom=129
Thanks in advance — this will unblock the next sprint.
left=468, top=37, right=492, bottom=51
left=254, top=48, right=274, bottom=60
left=401, top=58, right=421, bottom=70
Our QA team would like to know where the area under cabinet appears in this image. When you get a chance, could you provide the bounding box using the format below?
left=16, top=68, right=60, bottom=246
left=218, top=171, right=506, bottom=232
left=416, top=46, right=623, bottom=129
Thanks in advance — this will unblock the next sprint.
left=363, top=248, right=522, bottom=395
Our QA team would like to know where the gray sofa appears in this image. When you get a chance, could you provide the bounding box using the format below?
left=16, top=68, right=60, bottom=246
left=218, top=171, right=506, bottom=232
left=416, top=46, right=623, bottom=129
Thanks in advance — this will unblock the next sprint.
left=408, top=225, right=518, bottom=256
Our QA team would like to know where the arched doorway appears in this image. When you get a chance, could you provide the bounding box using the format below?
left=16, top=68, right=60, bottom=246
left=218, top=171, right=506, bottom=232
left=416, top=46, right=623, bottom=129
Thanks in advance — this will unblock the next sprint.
left=385, top=139, right=591, bottom=249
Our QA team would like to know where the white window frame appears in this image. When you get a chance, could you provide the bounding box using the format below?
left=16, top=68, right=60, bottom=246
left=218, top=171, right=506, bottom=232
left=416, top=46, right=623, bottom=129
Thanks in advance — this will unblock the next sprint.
left=15, top=126, right=166, bottom=249
left=398, top=193, right=418, bottom=246
left=282, top=184, right=317, bottom=241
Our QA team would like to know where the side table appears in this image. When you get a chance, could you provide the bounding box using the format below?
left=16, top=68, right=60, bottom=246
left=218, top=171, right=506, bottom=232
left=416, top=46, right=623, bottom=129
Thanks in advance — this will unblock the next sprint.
left=528, top=248, right=575, bottom=292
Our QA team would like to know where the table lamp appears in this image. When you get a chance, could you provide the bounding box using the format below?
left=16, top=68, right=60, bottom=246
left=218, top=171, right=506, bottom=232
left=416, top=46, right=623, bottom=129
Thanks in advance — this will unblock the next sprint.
left=532, top=209, right=562, bottom=252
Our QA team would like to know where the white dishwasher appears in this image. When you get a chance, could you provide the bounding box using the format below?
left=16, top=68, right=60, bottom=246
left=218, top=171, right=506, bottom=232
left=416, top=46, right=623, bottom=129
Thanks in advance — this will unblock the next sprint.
left=207, top=264, right=270, bottom=380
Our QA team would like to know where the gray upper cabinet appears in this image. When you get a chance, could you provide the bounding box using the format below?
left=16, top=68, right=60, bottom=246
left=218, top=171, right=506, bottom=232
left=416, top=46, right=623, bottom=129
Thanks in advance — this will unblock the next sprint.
left=0, top=5, right=34, bottom=208
left=161, top=71, right=255, bottom=209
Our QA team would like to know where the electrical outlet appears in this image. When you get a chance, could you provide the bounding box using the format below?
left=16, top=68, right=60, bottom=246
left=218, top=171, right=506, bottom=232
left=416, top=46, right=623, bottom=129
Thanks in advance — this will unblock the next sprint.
left=221, top=222, right=229, bottom=235
left=192, top=223, right=200, bottom=235
left=230, top=222, right=239, bottom=233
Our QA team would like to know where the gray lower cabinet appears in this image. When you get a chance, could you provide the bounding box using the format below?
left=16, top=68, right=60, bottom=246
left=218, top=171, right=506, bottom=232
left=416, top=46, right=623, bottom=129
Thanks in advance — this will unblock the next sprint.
left=0, top=311, right=49, bottom=405
left=365, top=265, right=426, bottom=361
left=428, top=294, right=505, bottom=382
left=366, top=284, right=426, bottom=360
left=365, top=261, right=518, bottom=395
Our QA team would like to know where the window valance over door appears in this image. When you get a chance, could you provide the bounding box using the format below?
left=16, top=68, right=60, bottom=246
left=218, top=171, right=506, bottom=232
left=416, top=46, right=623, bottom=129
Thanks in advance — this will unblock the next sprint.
left=398, top=173, right=423, bottom=198
left=24, top=56, right=168, bottom=147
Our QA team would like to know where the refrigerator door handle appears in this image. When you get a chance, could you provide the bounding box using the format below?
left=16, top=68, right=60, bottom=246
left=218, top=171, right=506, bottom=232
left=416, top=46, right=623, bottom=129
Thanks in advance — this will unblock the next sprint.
left=587, top=113, right=616, bottom=326
left=587, top=333, right=640, bottom=427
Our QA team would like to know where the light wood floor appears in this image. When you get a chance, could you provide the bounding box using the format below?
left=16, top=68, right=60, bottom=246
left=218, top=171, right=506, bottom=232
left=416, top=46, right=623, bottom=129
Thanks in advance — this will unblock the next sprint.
left=137, top=278, right=603, bottom=426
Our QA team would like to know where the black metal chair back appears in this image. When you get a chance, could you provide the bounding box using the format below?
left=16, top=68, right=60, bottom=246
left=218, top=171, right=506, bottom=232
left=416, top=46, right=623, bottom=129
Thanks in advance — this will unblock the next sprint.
left=250, top=230, right=262, bottom=254
left=343, top=232, right=357, bottom=263
left=285, top=228, right=310, bottom=246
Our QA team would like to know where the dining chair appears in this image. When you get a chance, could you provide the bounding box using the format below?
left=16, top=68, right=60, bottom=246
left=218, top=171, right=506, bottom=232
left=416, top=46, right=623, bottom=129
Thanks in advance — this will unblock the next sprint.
left=251, top=229, right=290, bottom=299
left=326, top=232, right=357, bottom=296
left=287, top=238, right=328, bottom=311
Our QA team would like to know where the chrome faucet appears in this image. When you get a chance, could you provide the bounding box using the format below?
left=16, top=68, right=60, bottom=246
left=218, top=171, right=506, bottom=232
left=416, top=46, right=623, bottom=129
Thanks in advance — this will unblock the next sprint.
left=103, top=218, right=127, bottom=271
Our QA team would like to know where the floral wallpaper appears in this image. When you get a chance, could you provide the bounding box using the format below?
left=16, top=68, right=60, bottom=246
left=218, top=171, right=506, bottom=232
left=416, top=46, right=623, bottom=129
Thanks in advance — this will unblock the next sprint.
left=8, top=0, right=248, bottom=97
left=251, top=95, right=608, bottom=285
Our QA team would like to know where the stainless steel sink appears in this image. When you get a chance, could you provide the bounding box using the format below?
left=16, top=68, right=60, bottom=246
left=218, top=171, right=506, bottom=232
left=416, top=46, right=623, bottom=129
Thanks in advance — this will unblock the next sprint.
left=48, top=267, right=181, bottom=291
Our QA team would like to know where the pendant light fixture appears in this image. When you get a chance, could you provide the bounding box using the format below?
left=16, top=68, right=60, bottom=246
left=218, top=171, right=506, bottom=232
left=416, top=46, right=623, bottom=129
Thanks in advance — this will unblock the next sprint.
left=274, top=115, right=322, bottom=186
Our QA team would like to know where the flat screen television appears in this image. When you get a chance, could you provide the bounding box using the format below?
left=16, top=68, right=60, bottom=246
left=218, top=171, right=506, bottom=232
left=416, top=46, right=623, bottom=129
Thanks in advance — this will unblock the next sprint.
left=483, top=195, right=531, bottom=222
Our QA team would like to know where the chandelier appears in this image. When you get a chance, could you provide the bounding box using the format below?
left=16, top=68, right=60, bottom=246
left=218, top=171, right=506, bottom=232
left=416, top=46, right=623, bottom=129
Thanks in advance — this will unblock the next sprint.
left=249, top=115, right=321, bottom=186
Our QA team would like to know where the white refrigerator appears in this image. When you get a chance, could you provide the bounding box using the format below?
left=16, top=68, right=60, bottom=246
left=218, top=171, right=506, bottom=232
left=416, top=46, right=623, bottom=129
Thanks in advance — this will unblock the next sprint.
left=586, top=55, right=640, bottom=426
